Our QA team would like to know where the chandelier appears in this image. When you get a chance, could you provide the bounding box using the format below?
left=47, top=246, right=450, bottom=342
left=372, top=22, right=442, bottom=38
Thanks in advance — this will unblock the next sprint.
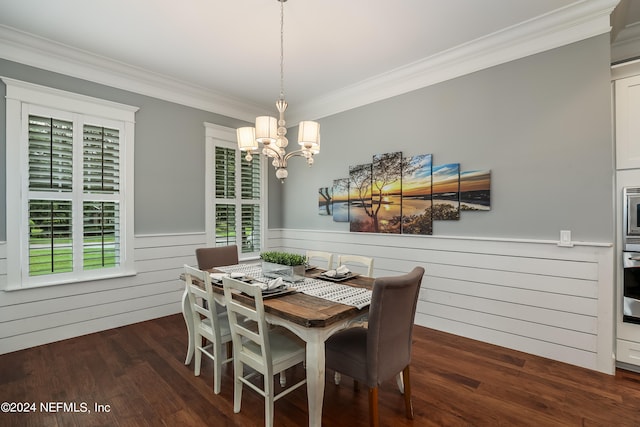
left=236, top=0, right=320, bottom=183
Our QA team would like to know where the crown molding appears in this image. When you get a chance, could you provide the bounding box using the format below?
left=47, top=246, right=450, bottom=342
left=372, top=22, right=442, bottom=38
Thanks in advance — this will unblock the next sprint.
left=289, top=0, right=619, bottom=123
left=0, top=25, right=265, bottom=122
left=0, top=0, right=618, bottom=124
left=612, top=21, right=640, bottom=63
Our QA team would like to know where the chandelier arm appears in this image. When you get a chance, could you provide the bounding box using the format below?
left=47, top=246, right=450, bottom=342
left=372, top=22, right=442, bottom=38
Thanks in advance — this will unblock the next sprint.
left=283, top=149, right=311, bottom=161
left=262, top=144, right=285, bottom=160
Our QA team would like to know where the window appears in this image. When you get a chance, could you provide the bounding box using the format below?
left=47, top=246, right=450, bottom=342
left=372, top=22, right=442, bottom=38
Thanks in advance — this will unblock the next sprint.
left=205, top=123, right=265, bottom=259
left=3, top=78, right=137, bottom=289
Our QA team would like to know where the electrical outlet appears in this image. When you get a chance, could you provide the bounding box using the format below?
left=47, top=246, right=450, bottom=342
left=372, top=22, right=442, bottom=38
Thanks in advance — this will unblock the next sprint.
left=558, top=230, right=573, bottom=247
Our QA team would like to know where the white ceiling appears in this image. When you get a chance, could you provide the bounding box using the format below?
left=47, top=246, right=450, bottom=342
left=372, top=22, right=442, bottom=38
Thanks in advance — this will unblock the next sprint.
left=0, top=0, right=630, bottom=122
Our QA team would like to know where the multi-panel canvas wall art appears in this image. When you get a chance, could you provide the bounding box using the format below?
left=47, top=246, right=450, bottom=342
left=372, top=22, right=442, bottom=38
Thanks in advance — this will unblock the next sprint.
left=323, top=150, right=490, bottom=235
left=402, top=154, right=433, bottom=235
left=318, top=187, right=332, bottom=216
left=349, top=163, right=373, bottom=232
left=432, top=163, right=460, bottom=220
left=371, top=152, right=402, bottom=233
left=332, top=178, right=349, bottom=222
left=460, top=170, right=491, bottom=211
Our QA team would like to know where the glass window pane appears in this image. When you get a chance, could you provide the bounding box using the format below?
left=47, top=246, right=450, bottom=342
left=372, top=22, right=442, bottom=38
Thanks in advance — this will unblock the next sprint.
left=241, top=204, right=260, bottom=253
left=241, top=153, right=261, bottom=200
left=28, top=115, right=73, bottom=192
left=83, top=201, right=120, bottom=270
left=215, top=146, right=236, bottom=198
left=215, top=204, right=236, bottom=246
left=28, top=199, right=73, bottom=276
left=83, top=125, right=120, bottom=194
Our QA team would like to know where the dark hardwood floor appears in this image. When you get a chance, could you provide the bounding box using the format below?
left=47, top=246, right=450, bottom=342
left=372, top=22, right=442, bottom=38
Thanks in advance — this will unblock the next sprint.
left=2, top=314, right=640, bottom=426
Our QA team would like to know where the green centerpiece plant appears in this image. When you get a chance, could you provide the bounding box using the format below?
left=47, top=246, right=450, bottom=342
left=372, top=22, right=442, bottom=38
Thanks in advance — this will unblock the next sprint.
left=260, top=251, right=306, bottom=282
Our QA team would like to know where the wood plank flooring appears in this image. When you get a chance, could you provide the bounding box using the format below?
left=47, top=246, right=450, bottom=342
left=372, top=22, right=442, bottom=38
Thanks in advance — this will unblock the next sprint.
left=1, top=314, right=640, bottom=426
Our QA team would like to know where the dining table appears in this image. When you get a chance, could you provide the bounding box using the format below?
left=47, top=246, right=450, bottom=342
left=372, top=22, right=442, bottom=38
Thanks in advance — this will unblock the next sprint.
left=180, top=263, right=373, bottom=427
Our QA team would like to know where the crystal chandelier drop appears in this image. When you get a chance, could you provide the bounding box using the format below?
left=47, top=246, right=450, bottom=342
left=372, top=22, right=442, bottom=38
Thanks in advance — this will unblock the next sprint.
left=236, top=0, right=320, bottom=183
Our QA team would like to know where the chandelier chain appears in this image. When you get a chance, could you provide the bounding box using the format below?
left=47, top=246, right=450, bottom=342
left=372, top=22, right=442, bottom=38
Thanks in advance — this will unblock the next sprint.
left=279, top=0, right=285, bottom=101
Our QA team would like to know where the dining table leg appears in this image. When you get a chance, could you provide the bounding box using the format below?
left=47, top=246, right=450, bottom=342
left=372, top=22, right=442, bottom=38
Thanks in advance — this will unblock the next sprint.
left=305, top=333, right=325, bottom=427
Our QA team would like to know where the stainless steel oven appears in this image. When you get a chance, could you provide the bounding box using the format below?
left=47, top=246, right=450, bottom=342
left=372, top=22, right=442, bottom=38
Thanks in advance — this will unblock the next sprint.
left=622, top=187, right=640, bottom=323
left=624, top=252, right=640, bottom=324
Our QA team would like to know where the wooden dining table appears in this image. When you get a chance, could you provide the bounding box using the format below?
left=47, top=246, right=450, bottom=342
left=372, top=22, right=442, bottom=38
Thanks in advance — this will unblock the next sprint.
left=180, top=265, right=373, bottom=427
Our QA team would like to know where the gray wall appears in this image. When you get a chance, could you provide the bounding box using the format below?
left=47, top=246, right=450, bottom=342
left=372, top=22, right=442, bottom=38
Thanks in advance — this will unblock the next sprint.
left=0, top=59, right=253, bottom=240
left=278, top=34, right=615, bottom=242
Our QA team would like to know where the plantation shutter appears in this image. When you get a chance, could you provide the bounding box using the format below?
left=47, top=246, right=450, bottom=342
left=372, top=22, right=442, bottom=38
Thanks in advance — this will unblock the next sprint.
left=213, top=144, right=261, bottom=254
left=83, top=125, right=121, bottom=270
left=27, top=115, right=74, bottom=275
left=26, top=115, right=123, bottom=277
left=240, top=155, right=261, bottom=254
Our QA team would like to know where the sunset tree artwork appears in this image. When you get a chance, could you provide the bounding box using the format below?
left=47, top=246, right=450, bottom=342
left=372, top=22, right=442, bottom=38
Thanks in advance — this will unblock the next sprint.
left=326, top=151, right=490, bottom=235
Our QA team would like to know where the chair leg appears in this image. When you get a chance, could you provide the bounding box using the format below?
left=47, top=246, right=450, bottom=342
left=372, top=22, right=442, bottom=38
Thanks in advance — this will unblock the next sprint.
left=182, top=291, right=194, bottom=365
left=402, top=366, right=413, bottom=420
left=194, top=343, right=202, bottom=376
left=396, top=372, right=404, bottom=394
left=368, top=386, right=379, bottom=427
left=213, top=342, right=222, bottom=395
left=233, top=360, right=243, bottom=414
left=266, top=375, right=275, bottom=427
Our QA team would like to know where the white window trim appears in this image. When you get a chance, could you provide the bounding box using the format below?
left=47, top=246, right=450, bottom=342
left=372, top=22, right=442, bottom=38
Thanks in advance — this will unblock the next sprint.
left=3, top=77, right=138, bottom=290
left=204, top=122, right=267, bottom=261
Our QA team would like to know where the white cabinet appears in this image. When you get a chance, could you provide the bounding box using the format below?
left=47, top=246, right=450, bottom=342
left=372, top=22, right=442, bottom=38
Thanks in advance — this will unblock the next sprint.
left=616, top=74, right=640, bottom=170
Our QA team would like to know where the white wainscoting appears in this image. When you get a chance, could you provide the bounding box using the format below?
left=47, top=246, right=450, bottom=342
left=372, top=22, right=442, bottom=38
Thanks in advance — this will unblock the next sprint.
left=0, top=230, right=616, bottom=374
left=0, top=233, right=206, bottom=355
left=270, top=228, right=615, bottom=374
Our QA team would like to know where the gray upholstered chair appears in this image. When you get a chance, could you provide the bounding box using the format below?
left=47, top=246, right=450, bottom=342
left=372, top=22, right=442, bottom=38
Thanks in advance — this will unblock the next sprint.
left=195, top=244, right=239, bottom=269
left=325, top=266, right=425, bottom=427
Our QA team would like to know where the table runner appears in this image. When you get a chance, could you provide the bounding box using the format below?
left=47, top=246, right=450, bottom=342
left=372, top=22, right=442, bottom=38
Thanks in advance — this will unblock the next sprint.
left=216, top=263, right=371, bottom=309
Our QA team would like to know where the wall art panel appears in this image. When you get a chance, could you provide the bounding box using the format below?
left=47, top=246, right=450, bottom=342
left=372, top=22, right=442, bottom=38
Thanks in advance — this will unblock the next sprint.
left=371, top=152, right=402, bottom=234
left=401, top=154, right=433, bottom=235
left=332, top=178, right=349, bottom=222
left=460, top=169, right=491, bottom=211
left=349, top=163, right=373, bottom=232
left=432, top=163, right=460, bottom=220
left=318, top=187, right=332, bottom=216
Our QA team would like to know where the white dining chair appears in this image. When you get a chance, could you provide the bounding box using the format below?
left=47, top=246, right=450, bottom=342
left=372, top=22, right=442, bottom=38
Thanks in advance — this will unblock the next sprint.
left=337, top=254, right=374, bottom=277
left=184, top=264, right=233, bottom=394
left=222, top=276, right=307, bottom=427
left=306, top=250, right=334, bottom=270
left=184, top=245, right=239, bottom=365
